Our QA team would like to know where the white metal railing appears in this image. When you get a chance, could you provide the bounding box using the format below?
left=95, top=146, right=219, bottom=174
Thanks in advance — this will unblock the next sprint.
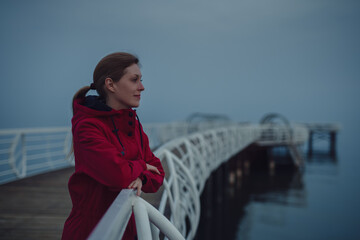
left=0, top=122, right=309, bottom=185
left=153, top=124, right=261, bottom=239
left=0, top=121, right=235, bottom=185
left=90, top=124, right=262, bottom=239
left=0, top=122, right=309, bottom=184
left=256, top=123, right=309, bottom=146
left=143, top=121, right=238, bottom=149
left=0, top=127, right=73, bottom=184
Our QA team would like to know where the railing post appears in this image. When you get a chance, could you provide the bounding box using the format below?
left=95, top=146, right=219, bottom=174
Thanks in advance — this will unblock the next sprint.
left=330, top=131, right=336, bottom=157
left=17, top=133, right=27, bottom=178
left=142, top=198, right=185, bottom=240
left=9, top=133, right=21, bottom=175
left=150, top=223, right=160, bottom=240
left=133, top=199, right=152, bottom=240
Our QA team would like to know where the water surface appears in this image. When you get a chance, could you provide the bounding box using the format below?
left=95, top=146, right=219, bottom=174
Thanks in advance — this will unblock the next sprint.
left=195, top=143, right=360, bottom=240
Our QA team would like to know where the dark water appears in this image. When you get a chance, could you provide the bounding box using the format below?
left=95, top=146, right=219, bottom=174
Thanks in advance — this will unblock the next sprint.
left=195, top=141, right=360, bottom=240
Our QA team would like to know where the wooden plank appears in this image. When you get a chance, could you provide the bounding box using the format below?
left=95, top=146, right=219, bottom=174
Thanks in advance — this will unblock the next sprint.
left=0, top=167, right=74, bottom=240
left=0, top=165, right=166, bottom=240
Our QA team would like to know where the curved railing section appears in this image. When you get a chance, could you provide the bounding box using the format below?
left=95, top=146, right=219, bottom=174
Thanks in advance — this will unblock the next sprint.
left=153, top=124, right=261, bottom=239
left=89, top=124, right=262, bottom=239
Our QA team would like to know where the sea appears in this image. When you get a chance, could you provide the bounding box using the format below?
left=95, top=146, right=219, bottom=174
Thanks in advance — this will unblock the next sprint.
left=195, top=131, right=360, bottom=240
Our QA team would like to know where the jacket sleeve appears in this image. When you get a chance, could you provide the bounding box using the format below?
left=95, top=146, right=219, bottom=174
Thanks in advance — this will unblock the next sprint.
left=139, top=129, right=165, bottom=193
left=73, top=120, right=147, bottom=191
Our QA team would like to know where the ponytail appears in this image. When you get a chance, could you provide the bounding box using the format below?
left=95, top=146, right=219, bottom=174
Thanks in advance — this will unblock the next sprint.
left=68, top=85, right=91, bottom=157
left=72, top=86, right=91, bottom=114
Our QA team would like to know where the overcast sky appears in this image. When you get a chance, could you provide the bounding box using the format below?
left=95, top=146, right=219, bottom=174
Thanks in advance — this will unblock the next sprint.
left=0, top=0, right=359, bottom=144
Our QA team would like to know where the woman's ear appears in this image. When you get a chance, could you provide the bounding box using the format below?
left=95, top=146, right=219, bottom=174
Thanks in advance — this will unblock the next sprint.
left=104, top=78, right=115, bottom=93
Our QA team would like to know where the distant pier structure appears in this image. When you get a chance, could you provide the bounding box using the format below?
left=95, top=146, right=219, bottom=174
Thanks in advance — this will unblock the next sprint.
left=304, top=123, right=341, bottom=157
left=256, top=113, right=309, bottom=170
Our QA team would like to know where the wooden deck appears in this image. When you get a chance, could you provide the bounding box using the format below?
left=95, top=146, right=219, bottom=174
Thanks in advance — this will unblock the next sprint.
left=0, top=167, right=74, bottom=240
left=0, top=166, right=165, bottom=240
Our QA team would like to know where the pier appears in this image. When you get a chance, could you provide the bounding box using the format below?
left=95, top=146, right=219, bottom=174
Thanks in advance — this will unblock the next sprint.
left=304, top=123, right=341, bottom=157
left=0, top=114, right=340, bottom=239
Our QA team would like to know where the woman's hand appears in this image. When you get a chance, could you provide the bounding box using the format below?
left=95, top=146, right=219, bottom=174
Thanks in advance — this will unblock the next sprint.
left=128, top=178, right=142, bottom=196
left=146, top=163, right=161, bottom=175
left=128, top=164, right=160, bottom=196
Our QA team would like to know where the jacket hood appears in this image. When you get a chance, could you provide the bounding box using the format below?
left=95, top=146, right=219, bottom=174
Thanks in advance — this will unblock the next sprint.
left=72, top=95, right=136, bottom=127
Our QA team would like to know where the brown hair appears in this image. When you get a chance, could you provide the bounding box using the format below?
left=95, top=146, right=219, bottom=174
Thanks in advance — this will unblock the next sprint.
left=72, top=52, right=139, bottom=112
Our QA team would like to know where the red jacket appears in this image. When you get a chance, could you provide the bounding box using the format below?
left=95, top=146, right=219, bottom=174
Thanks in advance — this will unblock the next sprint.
left=62, top=96, right=165, bottom=240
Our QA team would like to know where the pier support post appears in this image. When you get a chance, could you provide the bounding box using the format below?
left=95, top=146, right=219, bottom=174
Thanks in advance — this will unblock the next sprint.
left=269, top=157, right=275, bottom=176
left=330, top=131, right=336, bottom=157
left=202, top=175, right=213, bottom=240
left=213, top=164, right=224, bottom=240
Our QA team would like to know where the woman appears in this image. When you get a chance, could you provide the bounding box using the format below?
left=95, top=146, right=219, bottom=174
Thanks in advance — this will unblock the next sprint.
left=62, top=52, right=165, bottom=240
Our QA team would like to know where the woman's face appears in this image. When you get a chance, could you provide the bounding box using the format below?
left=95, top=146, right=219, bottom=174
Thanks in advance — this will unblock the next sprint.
left=107, top=64, right=145, bottom=110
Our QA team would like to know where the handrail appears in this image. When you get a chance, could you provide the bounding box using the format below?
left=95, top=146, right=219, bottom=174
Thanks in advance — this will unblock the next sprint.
left=88, top=189, right=185, bottom=240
